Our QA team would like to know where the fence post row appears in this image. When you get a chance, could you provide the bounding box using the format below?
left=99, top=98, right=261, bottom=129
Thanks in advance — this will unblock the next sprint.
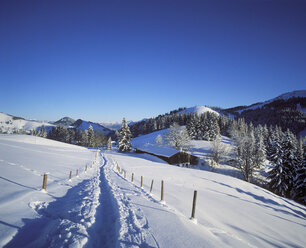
left=42, top=173, right=48, bottom=190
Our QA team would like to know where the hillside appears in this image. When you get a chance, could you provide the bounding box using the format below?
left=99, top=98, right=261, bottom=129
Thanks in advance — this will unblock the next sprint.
left=225, top=90, right=306, bottom=135
left=0, top=112, right=54, bottom=134
left=0, top=135, right=305, bottom=247
left=73, top=119, right=113, bottom=136
left=178, top=106, right=219, bottom=116
left=233, top=90, right=306, bottom=114
left=53, top=117, right=76, bottom=126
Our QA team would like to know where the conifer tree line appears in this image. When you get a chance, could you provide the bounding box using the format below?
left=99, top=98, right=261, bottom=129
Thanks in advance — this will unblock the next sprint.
left=229, top=118, right=305, bottom=205
left=34, top=125, right=108, bottom=147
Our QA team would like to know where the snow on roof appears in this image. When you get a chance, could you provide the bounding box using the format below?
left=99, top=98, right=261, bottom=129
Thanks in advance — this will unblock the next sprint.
left=132, top=129, right=180, bottom=157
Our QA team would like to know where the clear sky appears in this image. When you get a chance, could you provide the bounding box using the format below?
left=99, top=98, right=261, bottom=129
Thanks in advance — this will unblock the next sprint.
left=0, top=0, right=305, bottom=122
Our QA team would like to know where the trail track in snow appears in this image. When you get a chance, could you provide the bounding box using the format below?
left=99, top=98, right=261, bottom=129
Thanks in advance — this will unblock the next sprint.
left=86, top=152, right=159, bottom=247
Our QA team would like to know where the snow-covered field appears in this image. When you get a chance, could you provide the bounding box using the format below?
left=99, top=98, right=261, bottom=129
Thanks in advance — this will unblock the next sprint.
left=0, top=135, right=305, bottom=247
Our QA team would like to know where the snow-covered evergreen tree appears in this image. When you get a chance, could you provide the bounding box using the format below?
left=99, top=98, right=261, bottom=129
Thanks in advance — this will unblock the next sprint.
left=254, top=125, right=266, bottom=168
left=290, top=139, right=305, bottom=204
left=39, top=125, right=47, bottom=138
left=107, top=137, right=112, bottom=150
left=231, top=121, right=258, bottom=182
left=186, top=114, right=198, bottom=139
left=87, top=125, right=95, bottom=147
left=268, top=129, right=296, bottom=197
left=118, top=118, right=132, bottom=152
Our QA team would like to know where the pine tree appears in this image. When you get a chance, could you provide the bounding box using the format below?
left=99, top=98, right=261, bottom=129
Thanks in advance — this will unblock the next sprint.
left=291, top=139, right=305, bottom=204
left=231, top=122, right=258, bottom=182
left=40, top=125, right=47, bottom=138
left=254, top=125, right=266, bottom=168
left=107, top=137, right=112, bottom=150
left=87, top=125, right=95, bottom=147
left=186, top=114, right=198, bottom=139
left=118, top=118, right=132, bottom=152
left=268, top=129, right=296, bottom=197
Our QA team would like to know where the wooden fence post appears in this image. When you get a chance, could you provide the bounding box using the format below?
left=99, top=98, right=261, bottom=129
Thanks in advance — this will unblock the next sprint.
left=132, top=173, right=134, bottom=182
left=69, top=171, right=72, bottom=180
left=42, top=174, right=48, bottom=190
left=150, top=179, right=154, bottom=194
left=191, top=190, right=197, bottom=219
left=76, top=169, right=79, bottom=177
left=85, top=165, right=88, bottom=172
left=124, top=170, right=126, bottom=178
left=161, top=180, right=164, bottom=201
left=141, top=176, right=143, bottom=188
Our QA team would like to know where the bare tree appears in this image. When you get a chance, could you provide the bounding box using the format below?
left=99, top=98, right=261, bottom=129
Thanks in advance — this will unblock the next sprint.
left=164, top=123, right=190, bottom=150
left=210, top=135, right=230, bottom=164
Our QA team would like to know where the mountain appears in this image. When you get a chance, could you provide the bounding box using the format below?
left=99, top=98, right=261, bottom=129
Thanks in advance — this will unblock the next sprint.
left=0, top=112, right=55, bottom=134
left=100, top=121, right=122, bottom=130
left=73, top=119, right=114, bottom=136
left=225, top=90, right=306, bottom=135
left=232, top=90, right=306, bottom=114
left=178, top=105, right=220, bottom=116
left=53, top=117, right=75, bottom=126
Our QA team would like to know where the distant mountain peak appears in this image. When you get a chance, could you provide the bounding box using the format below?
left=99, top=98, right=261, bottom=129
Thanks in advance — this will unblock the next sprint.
left=54, top=117, right=75, bottom=126
left=178, top=105, right=220, bottom=116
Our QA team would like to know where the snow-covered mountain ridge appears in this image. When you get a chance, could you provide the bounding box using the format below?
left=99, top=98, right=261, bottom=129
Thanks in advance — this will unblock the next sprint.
left=234, top=90, right=306, bottom=113
left=0, top=112, right=55, bottom=134
left=178, top=105, right=219, bottom=116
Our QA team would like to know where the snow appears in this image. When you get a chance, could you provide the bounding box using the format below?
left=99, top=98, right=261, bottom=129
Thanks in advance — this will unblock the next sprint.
left=0, top=112, right=54, bottom=134
left=236, top=90, right=306, bottom=114
left=132, top=129, right=179, bottom=157
left=0, top=134, right=98, bottom=247
left=131, top=128, right=232, bottom=160
left=178, top=106, right=220, bottom=116
left=1, top=134, right=305, bottom=247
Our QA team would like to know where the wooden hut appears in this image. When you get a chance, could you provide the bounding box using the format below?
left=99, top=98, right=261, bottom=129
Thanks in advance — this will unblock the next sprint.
left=135, top=148, right=198, bottom=166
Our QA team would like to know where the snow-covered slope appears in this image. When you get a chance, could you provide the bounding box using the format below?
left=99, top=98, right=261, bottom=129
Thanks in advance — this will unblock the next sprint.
left=0, top=134, right=98, bottom=247
left=1, top=135, right=305, bottom=247
left=0, top=112, right=55, bottom=134
left=106, top=151, right=306, bottom=247
left=178, top=105, right=219, bottom=116
left=237, top=90, right=306, bottom=113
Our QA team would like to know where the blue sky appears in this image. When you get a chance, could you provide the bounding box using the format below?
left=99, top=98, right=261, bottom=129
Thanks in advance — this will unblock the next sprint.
left=0, top=0, right=305, bottom=122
